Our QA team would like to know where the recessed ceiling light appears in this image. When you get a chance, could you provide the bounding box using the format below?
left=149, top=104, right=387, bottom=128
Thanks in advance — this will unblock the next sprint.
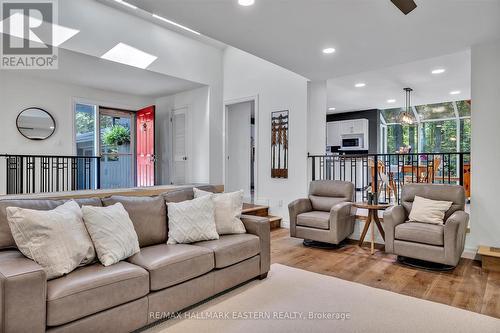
left=323, top=48, right=336, bottom=54
left=432, top=68, right=446, bottom=74
left=387, top=99, right=396, bottom=103
left=355, top=83, right=366, bottom=88
left=113, top=0, right=137, bottom=10
left=101, top=43, right=158, bottom=69
left=238, top=0, right=255, bottom=6
left=152, top=14, right=201, bottom=35
left=328, top=107, right=336, bottom=111
left=450, top=90, right=461, bottom=95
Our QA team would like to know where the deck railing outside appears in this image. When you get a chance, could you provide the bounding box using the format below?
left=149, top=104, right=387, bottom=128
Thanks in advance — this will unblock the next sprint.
left=1, top=154, right=101, bottom=195
left=308, top=152, right=471, bottom=204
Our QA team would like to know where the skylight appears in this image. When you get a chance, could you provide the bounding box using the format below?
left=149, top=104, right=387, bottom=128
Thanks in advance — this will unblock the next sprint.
left=101, top=43, right=158, bottom=69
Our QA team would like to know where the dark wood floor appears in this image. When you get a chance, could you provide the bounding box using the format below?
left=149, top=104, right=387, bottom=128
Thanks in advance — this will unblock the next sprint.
left=271, top=228, right=500, bottom=319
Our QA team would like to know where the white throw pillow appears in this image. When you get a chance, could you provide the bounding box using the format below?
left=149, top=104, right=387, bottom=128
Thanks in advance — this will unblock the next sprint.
left=194, top=188, right=246, bottom=235
left=408, top=196, right=453, bottom=225
left=6, top=201, right=95, bottom=279
left=166, top=195, right=219, bottom=244
left=82, top=203, right=140, bottom=266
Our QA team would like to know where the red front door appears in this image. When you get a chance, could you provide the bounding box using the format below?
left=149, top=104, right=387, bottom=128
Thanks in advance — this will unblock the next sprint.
left=136, top=106, right=155, bottom=187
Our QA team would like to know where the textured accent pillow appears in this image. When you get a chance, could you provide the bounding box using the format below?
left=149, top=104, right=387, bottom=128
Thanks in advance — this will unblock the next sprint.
left=166, top=195, right=219, bottom=244
left=82, top=203, right=140, bottom=266
left=6, top=201, right=95, bottom=279
left=408, top=196, right=453, bottom=225
left=194, top=188, right=246, bottom=235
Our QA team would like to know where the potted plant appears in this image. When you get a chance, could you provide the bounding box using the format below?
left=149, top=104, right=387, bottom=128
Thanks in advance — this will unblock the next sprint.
left=103, top=125, right=130, bottom=146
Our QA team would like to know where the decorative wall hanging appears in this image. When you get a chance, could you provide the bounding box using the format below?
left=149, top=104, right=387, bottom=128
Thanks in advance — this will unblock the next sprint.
left=16, top=107, right=56, bottom=140
left=271, top=110, right=289, bottom=179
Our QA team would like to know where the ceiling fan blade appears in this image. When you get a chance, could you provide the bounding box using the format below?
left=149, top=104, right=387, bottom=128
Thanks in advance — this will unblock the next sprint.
left=390, top=0, right=417, bottom=15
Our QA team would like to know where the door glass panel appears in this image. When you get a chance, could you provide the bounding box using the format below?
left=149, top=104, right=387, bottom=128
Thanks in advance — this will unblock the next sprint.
left=99, top=110, right=134, bottom=189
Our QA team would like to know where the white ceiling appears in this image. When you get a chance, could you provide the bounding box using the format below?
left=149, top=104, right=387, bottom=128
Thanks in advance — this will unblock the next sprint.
left=120, top=0, right=500, bottom=81
left=327, top=50, right=471, bottom=113
left=18, top=48, right=204, bottom=98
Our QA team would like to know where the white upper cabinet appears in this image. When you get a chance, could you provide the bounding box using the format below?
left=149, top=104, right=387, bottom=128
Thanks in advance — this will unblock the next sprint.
left=326, top=122, right=342, bottom=147
left=327, top=119, right=369, bottom=148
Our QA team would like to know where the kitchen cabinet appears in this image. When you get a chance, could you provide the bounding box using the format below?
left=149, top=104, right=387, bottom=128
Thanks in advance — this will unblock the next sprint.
left=327, top=119, right=369, bottom=148
left=326, top=122, right=341, bottom=147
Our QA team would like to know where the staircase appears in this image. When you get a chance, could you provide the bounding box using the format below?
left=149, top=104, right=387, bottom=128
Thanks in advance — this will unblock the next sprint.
left=242, top=203, right=282, bottom=229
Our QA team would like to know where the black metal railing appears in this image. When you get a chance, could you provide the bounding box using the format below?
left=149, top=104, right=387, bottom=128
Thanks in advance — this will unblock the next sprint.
left=1, top=154, right=101, bottom=195
left=308, top=152, right=471, bottom=204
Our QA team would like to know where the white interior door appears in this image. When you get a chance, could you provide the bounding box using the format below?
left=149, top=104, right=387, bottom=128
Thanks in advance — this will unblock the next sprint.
left=172, top=108, right=187, bottom=184
left=226, top=102, right=251, bottom=197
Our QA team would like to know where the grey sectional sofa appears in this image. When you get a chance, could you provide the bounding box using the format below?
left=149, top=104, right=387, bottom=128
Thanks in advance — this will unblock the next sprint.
left=0, top=186, right=270, bottom=333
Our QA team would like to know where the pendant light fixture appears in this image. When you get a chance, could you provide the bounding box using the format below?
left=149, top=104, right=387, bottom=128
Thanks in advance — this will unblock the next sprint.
left=399, top=87, right=414, bottom=125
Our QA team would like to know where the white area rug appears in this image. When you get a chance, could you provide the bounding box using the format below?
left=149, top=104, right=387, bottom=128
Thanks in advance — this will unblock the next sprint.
left=146, top=264, right=500, bottom=333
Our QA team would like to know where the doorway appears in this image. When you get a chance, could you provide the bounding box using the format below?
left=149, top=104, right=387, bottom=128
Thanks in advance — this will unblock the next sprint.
left=99, top=107, right=135, bottom=189
left=225, top=100, right=256, bottom=202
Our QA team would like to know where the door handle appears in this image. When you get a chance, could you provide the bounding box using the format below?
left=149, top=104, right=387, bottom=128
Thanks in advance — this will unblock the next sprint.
left=183, top=156, right=188, bottom=161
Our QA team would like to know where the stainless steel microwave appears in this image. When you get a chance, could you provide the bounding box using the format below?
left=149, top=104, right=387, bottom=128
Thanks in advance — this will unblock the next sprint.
left=341, top=134, right=364, bottom=150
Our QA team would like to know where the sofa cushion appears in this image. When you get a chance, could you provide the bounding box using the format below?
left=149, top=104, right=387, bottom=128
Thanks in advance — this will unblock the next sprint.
left=102, top=196, right=167, bottom=247
left=0, top=198, right=101, bottom=249
left=166, top=195, right=219, bottom=245
left=128, top=244, right=214, bottom=291
left=194, top=234, right=260, bottom=268
left=46, top=261, right=149, bottom=326
left=162, top=188, right=195, bottom=203
left=395, top=222, right=444, bottom=246
left=6, top=201, right=96, bottom=279
left=296, top=211, right=330, bottom=230
left=82, top=203, right=140, bottom=266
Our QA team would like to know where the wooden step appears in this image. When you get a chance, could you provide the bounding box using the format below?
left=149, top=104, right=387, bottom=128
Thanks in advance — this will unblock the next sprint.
left=478, top=246, right=500, bottom=273
left=242, top=203, right=281, bottom=230
left=242, top=203, right=269, bottom=217
left=268, top=216, right=282, bottom=229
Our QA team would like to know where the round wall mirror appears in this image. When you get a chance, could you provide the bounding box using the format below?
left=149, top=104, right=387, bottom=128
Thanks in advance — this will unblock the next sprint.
left=16, top=107, right=56, bottom=140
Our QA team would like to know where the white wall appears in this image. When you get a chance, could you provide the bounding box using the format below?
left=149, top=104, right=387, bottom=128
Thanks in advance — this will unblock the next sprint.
left=468, top=38, right=500, bottom=251
left=155, top=86, right=210, bottom=185
left=59, top=0, right=224, bottom=184
left=0, top=72, right=154, bottom=194
left=307, top=81, right=327, bottom=155
left=223, top=47, right=309, bottom=221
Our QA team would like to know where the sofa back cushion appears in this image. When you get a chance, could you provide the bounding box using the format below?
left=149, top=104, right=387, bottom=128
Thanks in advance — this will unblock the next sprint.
left=0, top=198, right=102, bottom=249
left=102, top=195, right=167, bottom=247
left=162, top=186, right=218, bottom=204
left=401, top=184, right=465, bottom=220
left=308, top=180, right=354, bottom=212
left=162, top=188, right=195, bottom=203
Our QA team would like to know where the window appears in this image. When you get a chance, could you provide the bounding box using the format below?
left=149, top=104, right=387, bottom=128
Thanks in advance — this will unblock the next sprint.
left=75, top=103, right=97, bottom=156
left=415, top=102, right=455, bottom=121
left=420, top=120, right=457, bottom=153
left=382, top=100, right=471, bottom=154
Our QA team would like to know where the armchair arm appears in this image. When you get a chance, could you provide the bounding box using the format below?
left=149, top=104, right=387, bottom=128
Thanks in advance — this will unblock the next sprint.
left=383, top=205, right=406, bottom=253
left=329, top=201, right=356, bottom=243
left=288, top=198, right=312, bottom=237
left=241, top=215, right=270, bottom=275
left=0, top=250, right=46, bottom=333
left=444, top=211, right=469, bottom=266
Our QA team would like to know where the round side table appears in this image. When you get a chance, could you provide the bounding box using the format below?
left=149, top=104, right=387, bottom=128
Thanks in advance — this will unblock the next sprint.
left=353, top=203, right=391, bottom=254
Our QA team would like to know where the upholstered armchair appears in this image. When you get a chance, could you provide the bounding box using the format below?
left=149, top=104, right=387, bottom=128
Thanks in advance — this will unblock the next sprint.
left=288, top=180, right=356, bottom=246
left=384, top=183, right=469, bottom=267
